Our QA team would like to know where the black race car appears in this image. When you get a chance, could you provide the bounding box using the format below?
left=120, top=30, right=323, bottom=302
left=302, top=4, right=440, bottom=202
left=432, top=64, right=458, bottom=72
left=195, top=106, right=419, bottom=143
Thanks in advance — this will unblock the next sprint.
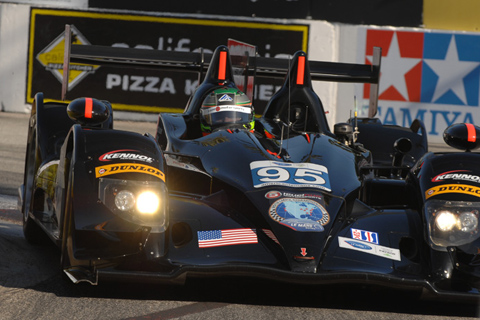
left=19, top=26, right=480, bottom=303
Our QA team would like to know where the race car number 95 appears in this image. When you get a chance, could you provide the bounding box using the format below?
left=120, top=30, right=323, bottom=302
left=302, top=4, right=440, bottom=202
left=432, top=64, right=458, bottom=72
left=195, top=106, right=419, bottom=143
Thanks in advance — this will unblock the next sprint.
left=250, top=161, right=331, bottom=192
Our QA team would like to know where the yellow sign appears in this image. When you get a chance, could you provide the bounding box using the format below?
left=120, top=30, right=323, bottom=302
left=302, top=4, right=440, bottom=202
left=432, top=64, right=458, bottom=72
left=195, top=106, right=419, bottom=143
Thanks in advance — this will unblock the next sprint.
left=95, top=163, right=165, bottom=181
left=35, top=25, right=99, bottom=91
left=425, top=184, right=480, bottom=199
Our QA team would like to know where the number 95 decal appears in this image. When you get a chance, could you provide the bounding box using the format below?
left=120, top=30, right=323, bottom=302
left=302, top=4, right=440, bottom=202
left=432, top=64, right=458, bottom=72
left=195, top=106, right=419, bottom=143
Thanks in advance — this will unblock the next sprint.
left=250, top=161, right=331, bottom=192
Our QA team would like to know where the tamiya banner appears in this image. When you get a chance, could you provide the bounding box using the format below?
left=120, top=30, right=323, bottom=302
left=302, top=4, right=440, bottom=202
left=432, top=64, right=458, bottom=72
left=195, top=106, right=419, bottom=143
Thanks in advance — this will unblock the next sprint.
left=27, top=8, right=308, bottom=113
left=357, top=27, right=480, bottom=144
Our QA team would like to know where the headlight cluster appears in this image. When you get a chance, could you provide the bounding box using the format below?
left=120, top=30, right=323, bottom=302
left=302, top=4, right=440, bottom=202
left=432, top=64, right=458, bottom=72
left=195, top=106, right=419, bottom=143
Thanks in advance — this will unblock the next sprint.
left=425, top=200, right=480, bottom=249
left=99, top=178, right=166, bottom=230
left=114, top=190, right=160, bottom=214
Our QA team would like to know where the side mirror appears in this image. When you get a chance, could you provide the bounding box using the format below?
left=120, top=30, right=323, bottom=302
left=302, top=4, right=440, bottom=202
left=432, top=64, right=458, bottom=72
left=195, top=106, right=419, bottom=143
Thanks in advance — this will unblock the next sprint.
left=443, top=123, right=480, bottom=151
left=67, top=97, right=110, bottom=126
left=390, top=137, right=412, bottom=178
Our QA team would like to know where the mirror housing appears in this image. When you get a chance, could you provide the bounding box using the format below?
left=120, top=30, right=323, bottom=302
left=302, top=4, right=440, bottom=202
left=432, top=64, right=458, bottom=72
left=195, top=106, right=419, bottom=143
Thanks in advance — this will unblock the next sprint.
left=67, top=97, right=110, bottom=126
left=443, top=123, right=480, bottom=151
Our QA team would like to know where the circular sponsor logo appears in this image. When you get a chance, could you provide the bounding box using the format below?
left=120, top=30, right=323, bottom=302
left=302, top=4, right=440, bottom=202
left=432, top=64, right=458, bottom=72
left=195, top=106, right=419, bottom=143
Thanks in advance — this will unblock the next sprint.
left=265, top=191, right=282, bottom=199
left=98, top=168, right=106, bottom=175
left=269, top=198, right=330, bottom=231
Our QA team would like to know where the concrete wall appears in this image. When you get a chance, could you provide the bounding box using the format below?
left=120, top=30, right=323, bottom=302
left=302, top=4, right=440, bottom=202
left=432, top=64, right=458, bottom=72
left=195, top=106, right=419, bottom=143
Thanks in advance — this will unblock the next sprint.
left=0, top=4, right=30, bottom=113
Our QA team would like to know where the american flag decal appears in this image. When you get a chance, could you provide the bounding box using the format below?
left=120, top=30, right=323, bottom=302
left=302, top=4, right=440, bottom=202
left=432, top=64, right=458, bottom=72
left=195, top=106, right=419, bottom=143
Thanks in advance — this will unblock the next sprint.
left=197, top=228, right=258, bottom=248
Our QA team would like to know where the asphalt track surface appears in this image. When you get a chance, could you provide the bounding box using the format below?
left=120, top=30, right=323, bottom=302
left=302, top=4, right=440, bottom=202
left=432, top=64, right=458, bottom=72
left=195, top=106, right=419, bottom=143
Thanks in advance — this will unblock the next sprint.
left=0, top=112, right=478, bottom=319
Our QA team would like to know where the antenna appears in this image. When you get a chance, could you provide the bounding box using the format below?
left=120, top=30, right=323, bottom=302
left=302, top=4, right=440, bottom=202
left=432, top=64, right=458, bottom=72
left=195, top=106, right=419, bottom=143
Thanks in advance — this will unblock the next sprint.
left=279, top=54, right=293, bottom=158
left=353, top=96, right=359, bottom=143
left=286, top=54, right=291, bottom=151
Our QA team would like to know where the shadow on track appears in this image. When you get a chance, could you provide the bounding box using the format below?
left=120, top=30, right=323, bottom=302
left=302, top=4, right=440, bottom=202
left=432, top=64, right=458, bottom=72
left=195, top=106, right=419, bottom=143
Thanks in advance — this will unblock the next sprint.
left=1, top=218, right=478, bottom=318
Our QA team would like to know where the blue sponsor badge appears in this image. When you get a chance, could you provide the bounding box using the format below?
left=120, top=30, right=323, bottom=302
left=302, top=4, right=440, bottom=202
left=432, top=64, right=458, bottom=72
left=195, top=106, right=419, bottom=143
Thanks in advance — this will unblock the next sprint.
left=351, top=228, right=379, bottom=244
left=269, top=198, right=330, bottom=232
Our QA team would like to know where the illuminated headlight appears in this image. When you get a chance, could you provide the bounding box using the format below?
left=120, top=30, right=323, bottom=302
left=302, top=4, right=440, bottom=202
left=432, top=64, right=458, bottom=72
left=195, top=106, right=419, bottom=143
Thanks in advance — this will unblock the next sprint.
left=425, top=200, right=480, bottom=249
left=435, top=210, right=457, bottom=231
left=114, top=190, right=161, bottom=215
left=136, top=191, right=160, bottom=214
left=99, top=178, right=167, bottom=231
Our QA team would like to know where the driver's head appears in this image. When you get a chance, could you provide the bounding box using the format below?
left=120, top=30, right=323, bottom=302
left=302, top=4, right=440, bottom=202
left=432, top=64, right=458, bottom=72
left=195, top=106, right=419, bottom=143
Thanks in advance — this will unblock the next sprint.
left=200, top=87, right=254, bottom=135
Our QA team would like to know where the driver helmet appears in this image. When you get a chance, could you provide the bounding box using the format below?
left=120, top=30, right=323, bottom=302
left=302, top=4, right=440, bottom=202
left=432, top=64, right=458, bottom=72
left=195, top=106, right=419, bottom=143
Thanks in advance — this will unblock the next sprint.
left=200, top=87, right=254, bottom=135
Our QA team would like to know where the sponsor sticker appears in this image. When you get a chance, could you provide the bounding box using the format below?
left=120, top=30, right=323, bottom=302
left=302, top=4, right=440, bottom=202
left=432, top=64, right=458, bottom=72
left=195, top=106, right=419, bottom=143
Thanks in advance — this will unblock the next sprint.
left=265, top=190, right=323, bottom=200
left=269, top=198, right=329, bottom=232
left=338, top=236, right=401, bottom=261
left=265, top=190, right=282, bottom=199
left=95, top=163, right=165, bottom=181
left=197, top=228, right=257, bottom=248
left=99, top=149, right=154, bottom=163
left=431, top=170, right=480, bottom=183
left=425, top=184, right=480, bottom=199
left=351, top=228, right=379, bottom=245
left=201, top=104, right=251, bottom=115
left=250, top=161, right=331, bottom=191
left=218, top=94, right=233, bottom=102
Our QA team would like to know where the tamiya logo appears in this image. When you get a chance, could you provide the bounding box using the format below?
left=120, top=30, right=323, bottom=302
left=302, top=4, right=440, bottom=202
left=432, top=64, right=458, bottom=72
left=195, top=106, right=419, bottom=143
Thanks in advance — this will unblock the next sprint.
left=218, top=94, right=233, bottom=102
left=365, top=29, right=480, bottom=106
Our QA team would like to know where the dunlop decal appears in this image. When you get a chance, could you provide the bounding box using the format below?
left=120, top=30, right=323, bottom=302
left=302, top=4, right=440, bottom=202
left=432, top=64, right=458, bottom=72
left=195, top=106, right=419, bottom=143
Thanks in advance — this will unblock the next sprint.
left=425, top=184, right=480, bottom=199
left=95, top=163, right=165, bottom=181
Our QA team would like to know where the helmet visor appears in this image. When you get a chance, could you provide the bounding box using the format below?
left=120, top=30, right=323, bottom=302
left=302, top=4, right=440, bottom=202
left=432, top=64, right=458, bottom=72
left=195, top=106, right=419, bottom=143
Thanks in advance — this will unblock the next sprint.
left=202, top=105, right=252, bottom=126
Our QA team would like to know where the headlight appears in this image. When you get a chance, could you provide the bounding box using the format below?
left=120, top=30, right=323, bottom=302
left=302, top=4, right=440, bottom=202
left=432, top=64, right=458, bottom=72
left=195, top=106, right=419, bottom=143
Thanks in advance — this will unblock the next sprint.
left=99, top=178, right=167, bottom=231
left=136, top=191, right=160, bottom=214
left=114, top=190, right=161, bottom=215
left=425, top=200, right=480, bottom=249
left=435, top=210, right=456, bottom=231
left=115, top=190, right=136, bottom=211
left=458, top=212, right=478, bottom=232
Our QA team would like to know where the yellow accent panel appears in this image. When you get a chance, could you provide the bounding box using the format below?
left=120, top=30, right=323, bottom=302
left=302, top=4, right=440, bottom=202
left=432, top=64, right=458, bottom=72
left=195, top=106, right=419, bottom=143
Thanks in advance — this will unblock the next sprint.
left=425, top=184, right=480, bottom=199
left=424, top=0, right=480, bottom=31
left=95, top=163, right=165, bottom=181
